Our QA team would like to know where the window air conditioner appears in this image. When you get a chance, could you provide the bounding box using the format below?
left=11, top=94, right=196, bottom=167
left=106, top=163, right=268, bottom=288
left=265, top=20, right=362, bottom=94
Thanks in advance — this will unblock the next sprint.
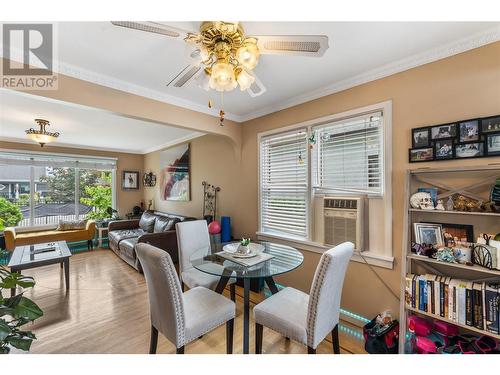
left=323, top=197, right=366, bottom=251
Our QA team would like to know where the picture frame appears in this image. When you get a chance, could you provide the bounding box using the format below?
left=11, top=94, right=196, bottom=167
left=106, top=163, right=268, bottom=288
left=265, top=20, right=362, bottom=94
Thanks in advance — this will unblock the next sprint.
left=434, top=139, right=454, bottom=160
left=481, top=115, right=500, bottom=134
left=122, top=171, right=140, bottom=190
left=430, top=123, right=457, bottom=140
left=458, top=119, right=480, bottom=142
left=427, top=222, right=474, bottom=246
left=455, top=141, right=484, bottom=159
left=485, top=132, right=500, bottom=156
left=413, top=223, right=444, bottom=246
left=412, top=127, right=430, bottom=148
left=409, top=147, right=433, bottom=163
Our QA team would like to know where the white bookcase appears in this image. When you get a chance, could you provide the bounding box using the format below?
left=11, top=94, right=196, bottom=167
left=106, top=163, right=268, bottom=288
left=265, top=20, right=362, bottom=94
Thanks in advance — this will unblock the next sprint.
left=398, top=164, right=500, bottom=353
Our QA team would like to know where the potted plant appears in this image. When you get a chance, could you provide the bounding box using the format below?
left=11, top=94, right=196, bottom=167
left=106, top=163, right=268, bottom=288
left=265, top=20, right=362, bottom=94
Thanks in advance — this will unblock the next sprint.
left=237, top=238, right=251, bottom=255
left=0, top=267, right=43, bottom=353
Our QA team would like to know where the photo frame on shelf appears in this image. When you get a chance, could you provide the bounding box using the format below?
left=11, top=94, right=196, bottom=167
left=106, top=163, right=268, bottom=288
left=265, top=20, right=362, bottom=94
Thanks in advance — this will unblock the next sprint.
left=413, top=223, right=444, bottom=246
left=409, top=147, right=433, bottom=162
left=412, top=127, right=430, bottom=148
left=427, top=222, right=474, bottom=246
left=455, top=142, right=484, bottom=159
left=485, top=133, right=500, bottom=156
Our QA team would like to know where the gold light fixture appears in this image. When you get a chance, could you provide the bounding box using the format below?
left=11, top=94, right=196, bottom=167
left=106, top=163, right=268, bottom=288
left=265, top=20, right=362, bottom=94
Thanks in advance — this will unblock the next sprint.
left=25, top=119, right=60, bottom=147
left=185, top=21, right=259, bottom=93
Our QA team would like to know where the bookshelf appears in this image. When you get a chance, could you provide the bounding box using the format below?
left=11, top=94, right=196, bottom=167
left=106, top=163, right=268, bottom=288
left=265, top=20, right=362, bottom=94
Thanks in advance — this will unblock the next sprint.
left=398, top=165, right=500, bottom=353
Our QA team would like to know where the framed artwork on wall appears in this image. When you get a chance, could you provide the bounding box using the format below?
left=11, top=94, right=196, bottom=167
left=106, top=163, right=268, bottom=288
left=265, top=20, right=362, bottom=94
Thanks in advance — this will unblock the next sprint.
left=160, top=143, right=191, bottom=201
left=455, top=142, right=484, bottom=159
left=409, top=114, right=499, bottom=162
left=412, top=127, right=429, bottom=148
left=486, top=133, right=500, bottom=156
left=122, top=171, right=139, bottom=190
left=430, top=123, right=456, bottom=140
left=458, top=119, right=479, bottom=142
left=409, top=147, right=433, bottom=162
left=481, top=115, right=500, bottom=134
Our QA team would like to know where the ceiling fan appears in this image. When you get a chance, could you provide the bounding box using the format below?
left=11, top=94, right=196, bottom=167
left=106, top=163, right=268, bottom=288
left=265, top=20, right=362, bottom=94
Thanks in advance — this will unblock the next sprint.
left=111, top=21, right=329, bottom=98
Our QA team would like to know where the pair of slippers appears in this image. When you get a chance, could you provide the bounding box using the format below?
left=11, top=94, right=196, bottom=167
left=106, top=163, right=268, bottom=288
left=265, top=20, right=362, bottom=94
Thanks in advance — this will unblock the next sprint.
left=443, top=334, right=499, bottom=354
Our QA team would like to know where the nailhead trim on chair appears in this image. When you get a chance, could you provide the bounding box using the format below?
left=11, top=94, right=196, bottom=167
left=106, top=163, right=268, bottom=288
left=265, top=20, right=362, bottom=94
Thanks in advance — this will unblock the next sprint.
left=160, top=255, right=186, bottom=347
left=306, top=253, right=331, bottom=348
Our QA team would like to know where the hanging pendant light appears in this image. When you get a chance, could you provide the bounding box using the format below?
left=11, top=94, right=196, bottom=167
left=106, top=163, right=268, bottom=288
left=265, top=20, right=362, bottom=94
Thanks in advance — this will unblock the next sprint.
left=25, top=119, right=60, bottom=147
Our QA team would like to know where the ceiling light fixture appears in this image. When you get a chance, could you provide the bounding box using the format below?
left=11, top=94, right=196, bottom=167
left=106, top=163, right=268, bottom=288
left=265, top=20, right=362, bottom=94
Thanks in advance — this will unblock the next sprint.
left=25, top=119, right=60, bottom=147
left=185, top=22, right=259, bottom=93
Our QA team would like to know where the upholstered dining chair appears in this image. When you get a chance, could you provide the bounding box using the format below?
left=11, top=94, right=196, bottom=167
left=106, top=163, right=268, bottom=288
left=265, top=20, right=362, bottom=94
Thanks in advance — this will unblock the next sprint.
left=253, top=242, right=354, bottom=354
left=136, top=243, right=236, bottom=354
left=176, top=220, right=236, bottom=301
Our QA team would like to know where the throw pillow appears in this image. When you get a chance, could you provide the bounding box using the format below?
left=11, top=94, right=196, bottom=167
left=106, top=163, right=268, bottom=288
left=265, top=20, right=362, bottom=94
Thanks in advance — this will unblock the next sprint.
left=139, top=211, right=156, bottom=233
left=153, top=217, right=178, bottom=233
left=57, top=219, right=87, bottom=231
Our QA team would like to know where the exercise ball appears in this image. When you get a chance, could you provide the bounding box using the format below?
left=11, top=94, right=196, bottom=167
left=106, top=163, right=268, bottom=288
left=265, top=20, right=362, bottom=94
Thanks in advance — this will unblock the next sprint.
left=208, top=220, right=221, bottom=234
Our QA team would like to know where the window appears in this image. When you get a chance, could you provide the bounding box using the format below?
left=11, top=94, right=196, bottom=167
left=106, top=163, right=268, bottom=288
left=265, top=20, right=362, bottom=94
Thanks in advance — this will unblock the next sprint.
left=313, top=112, right=383, bottom=195
left=259, top=130, right=308, bottom=239
left=0, top=151, right=116, bottom=228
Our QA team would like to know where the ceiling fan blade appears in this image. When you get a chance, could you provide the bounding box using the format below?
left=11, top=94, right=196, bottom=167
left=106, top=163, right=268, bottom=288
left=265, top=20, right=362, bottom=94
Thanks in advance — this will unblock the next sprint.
left=246, top=73, right=266, bottom=98
left=110, top=21, right=191, bottom=40
left=255, top=35, right=329, bottom=57
left=166, top=64, right=202, bottom=88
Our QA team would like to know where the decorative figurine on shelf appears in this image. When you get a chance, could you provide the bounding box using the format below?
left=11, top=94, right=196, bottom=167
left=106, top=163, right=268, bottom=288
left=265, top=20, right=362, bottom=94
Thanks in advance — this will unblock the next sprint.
left=446, top=197, right=454, bottom=211
left=410, top=192, right=434, bottom=210
left=435, top=199, right=445, bottom=210
left=411, top=242, right=437, bottom=258
left=436, top=247, right=456, bottom=263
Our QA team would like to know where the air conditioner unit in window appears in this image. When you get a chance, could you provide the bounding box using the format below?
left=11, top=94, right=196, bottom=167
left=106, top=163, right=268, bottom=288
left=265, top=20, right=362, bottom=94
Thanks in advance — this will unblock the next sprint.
left=323, top=197, right=366, bottom=251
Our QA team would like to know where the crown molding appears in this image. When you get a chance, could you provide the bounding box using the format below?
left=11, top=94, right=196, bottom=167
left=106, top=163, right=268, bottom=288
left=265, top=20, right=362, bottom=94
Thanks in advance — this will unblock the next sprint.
left=56, top=62, right=244, bottom=122
left=140, top=132, right=204, bottom=154
left=237, top=25, right=500, bottom=122
left=3, top=25, right=499, bottom=124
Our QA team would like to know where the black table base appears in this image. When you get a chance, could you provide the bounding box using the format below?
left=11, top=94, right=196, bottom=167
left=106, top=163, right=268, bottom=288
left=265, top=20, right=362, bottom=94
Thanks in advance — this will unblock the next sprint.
left=215, top=274, right=279, bottom=354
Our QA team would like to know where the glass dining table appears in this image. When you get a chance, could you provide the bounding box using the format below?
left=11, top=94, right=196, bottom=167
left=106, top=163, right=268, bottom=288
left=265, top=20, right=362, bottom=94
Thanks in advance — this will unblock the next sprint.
left=189, top=241, right=304, bottom=354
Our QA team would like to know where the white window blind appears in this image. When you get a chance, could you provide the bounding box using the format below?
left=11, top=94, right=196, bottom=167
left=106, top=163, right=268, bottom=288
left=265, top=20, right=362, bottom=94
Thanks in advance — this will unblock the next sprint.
left=313, top=112, right=383, bottom=195
left=260, top=130, right=308, bottom=239
left=0, top=151, right=117, bottom=170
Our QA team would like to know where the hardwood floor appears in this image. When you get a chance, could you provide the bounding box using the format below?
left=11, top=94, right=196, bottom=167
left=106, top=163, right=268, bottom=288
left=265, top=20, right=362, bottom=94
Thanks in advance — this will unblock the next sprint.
left=14, top=249, right=366, bottom=354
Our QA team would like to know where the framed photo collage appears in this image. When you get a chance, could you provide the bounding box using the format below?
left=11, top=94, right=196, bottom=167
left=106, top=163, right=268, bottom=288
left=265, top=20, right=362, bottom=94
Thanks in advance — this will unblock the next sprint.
left=409, top=115, right=500, bottom=163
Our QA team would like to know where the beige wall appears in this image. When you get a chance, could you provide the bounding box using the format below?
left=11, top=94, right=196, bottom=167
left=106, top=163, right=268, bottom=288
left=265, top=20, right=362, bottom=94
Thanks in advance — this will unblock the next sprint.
left=143, top=134, right=241, bottom=227
left=0, top=141, right=144, bottom=217
left=237, top=42, right=500, bottom=320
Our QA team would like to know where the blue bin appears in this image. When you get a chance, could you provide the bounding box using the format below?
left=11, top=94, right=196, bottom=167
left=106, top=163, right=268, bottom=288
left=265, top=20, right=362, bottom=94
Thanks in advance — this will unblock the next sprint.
left=221, top=216, right=231, bottom=242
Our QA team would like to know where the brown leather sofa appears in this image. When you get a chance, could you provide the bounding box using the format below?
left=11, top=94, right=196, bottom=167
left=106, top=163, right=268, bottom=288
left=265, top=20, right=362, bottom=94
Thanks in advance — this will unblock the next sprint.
left=108, top=210, right=195, bottom=272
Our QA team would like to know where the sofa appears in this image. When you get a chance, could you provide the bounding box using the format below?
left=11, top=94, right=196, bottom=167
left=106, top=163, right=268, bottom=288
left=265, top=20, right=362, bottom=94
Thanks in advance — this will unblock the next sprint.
left=4, top=220, right=96, bottom=251
left=108, top=210, right=195, bottom=272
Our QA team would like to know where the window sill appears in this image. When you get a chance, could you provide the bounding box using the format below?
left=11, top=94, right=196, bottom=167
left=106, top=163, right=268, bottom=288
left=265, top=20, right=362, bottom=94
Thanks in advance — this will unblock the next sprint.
left=256, top=231, right=394, bottom=270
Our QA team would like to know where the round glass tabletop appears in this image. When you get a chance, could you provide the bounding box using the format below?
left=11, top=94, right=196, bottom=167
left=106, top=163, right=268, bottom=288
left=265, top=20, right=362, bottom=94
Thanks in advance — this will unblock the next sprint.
left=189, top=241, right=304, bottom=279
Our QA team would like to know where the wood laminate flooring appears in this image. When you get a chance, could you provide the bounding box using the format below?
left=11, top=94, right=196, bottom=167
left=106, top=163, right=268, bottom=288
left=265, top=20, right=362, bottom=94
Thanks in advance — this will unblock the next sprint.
left=13, top=249, right=366, bottom=354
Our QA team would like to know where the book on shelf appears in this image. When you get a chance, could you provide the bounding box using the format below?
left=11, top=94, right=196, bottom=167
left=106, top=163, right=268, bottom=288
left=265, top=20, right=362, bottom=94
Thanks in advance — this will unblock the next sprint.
left=484, top=283, right=500, bottom=334
left=406, top=273, right=499, bottom=334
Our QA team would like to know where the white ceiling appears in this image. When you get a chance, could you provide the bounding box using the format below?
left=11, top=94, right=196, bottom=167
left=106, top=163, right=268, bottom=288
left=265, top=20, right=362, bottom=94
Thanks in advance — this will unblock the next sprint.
left=43, top=21, right=500, bottom=122
left=0, top=89, right=204, bottom=154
